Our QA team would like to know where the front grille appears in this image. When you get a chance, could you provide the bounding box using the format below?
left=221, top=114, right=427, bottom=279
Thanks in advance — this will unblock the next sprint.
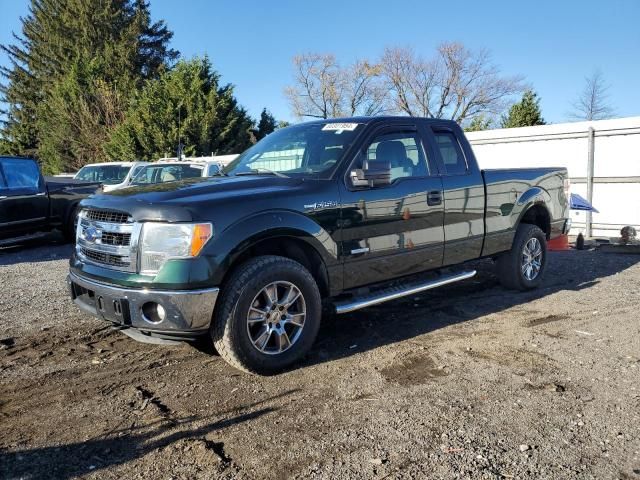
left=100, top=232, right=131, bottom=246
left=80, top=247, right=130, bottom=268
left=85, top=209, right=130, bottom=224
left=77, top=209, right=137, bottom=272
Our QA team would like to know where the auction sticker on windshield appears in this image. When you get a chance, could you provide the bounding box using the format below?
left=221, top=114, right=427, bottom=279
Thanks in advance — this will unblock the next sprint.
left=322, top=123, right=359, bottom=133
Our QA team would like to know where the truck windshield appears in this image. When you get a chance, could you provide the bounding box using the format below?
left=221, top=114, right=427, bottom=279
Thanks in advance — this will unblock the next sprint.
left=131, top=164, right=203, bottom=185
left=223, top=122, right=362, bottom=178
left=75, top=165, right=131, bottom=185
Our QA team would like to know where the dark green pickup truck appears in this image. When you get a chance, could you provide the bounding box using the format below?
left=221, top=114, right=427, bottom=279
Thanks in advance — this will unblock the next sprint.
left=68, top=117, right=570, bottom=374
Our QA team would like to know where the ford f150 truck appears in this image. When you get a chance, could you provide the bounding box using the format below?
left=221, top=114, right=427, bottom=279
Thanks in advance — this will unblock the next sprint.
left=68, top=117, right=570, bottom=374
left=0, top=156, right=101, bottom=246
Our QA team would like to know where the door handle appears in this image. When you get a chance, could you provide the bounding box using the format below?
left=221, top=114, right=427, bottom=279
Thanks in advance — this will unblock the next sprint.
left=427, top=190, right=442, bottom=206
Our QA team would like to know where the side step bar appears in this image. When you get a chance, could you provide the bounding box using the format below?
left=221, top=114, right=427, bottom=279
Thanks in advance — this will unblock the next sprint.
left=0, top=231, right=48, bottom=247
left=334, top=270, right=477, bottom=314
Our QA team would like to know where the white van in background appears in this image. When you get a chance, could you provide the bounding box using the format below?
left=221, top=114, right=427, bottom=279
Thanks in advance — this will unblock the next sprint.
left=74, top=161, right=147, bottom=192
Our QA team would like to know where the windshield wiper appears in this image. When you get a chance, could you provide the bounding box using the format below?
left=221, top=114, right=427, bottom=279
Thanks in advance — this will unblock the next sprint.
left=235, top=168, right=289, bottom=178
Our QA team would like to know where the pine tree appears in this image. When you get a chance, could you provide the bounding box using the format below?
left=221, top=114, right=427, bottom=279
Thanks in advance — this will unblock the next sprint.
left=464, top=115, right=492, bottom=132
left=500, top=90, right=546, bottom=128
left=105, top=57, right=254, bottom=160
left=254, top=108, right=278, bottom=141
left=0, top=0, right=177, bottom=171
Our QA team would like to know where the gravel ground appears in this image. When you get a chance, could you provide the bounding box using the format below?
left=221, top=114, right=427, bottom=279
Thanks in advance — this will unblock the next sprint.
left=1, top=236, right=639, bottom=479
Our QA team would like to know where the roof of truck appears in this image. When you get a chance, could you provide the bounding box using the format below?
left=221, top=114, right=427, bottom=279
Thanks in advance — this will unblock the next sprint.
left=305, top=116, right=458, bottom=125
left=78, top=161, right=147, bottom=167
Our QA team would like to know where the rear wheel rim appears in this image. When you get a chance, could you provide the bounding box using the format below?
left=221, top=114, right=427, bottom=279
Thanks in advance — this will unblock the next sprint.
left=522, top=237, right=543, bottom=281
left=246, top=281, right=306, bottom=355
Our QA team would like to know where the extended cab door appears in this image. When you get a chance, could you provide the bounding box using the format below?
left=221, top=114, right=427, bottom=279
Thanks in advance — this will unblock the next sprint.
left=0, top=157, right=49, bottom=240
left=339, top=123, right=445, bottom=289
left=427, top=125, right=485, bottom=266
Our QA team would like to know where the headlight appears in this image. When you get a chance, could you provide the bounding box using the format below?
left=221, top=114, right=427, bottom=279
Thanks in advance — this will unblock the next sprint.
left=139, top=222, right=213, bottom=275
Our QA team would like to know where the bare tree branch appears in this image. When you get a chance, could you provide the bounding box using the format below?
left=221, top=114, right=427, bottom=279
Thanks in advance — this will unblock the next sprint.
left=569, top=69, right=616, bottom=121
left=378, top=43, right=523, bottom=122
left=286, top=43, right=524, bottom=123
left=284, top=53, right=390, bottom=119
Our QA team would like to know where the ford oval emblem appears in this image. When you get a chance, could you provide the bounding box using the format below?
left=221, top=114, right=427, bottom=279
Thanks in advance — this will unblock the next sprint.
left=84, top=226, right=101, bottom=243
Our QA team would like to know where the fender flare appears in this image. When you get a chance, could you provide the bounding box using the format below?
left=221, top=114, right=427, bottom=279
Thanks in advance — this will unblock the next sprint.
left=204, top=209, right=338, bottom=286
left=514, top=187, right=552, bottom=233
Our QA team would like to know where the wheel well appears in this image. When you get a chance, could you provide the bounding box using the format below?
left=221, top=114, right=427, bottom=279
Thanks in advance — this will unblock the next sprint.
left=224, top=236, right=330, bottom=297
left=520, top=204, right=551, bottom=239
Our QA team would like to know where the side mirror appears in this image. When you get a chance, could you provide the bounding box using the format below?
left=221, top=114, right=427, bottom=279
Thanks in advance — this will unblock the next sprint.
left=350, top=160, right=391, bottom=188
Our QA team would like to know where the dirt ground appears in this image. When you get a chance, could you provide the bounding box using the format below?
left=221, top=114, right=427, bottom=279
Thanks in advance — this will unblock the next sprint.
left=1, top=235, right=639, bottom=479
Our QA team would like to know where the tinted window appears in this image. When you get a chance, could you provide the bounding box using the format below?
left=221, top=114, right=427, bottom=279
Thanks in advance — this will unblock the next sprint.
left=433, top=131, right=467, bottom=175
left=359, top=131, right=429, bottom=182
left=75, top=165, right=131, bottom=185
left=131, top=164, right=203, bottom=184
left=1, top=158, right=41, bottom=190
left=207, top=164, right=220, bottom=176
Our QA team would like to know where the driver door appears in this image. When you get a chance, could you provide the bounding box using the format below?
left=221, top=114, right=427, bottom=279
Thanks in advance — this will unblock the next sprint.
left=338, top=124, right=445, bottom=290
left=0, top=157, right=49, bottom=240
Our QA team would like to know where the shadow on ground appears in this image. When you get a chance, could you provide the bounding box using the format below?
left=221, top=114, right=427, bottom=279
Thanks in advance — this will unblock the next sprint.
left=0, top=407, right=275, bottom=479
left=0, top=232, right=72, bottom=266
left=299, top=250, right=640, bottom=370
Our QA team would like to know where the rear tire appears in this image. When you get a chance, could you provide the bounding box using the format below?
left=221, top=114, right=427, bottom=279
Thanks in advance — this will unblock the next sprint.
left=496, top=224, right=547, bottom=291
left=211, top=255, right=322, bottom=375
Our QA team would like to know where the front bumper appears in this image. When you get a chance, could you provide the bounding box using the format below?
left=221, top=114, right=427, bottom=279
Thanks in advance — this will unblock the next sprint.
left=67, top=271, right=218, bottom=341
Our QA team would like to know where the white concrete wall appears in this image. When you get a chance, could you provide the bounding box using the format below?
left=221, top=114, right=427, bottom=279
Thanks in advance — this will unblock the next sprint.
left=466, top=117, right=640, bottom=238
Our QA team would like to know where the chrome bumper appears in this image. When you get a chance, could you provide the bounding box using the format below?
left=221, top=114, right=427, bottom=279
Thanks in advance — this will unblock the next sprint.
left=67, top=272, right=218, bottom=340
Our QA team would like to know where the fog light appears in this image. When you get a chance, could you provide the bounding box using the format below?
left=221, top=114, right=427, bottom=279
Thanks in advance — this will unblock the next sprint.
left=141, top=302, right=166, bottom=324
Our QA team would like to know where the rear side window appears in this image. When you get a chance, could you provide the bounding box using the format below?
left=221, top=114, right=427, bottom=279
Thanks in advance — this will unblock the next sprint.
left=0, top=158, right=41, bottom=190
left=433, top=131, right=468, bottom=175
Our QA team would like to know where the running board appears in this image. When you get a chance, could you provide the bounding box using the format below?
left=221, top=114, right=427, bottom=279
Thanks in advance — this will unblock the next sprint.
left=0, top=231, right=48, bottom=247
left=334, top=270, right=477, bottom=314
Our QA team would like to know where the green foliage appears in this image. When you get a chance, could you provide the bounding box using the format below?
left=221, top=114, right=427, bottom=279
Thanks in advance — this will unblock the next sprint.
left=1, top=0, right=176, bottom=171
left=254, top=108, right=277, bottom=141
left=500, top=90, right=545, bottom=128
left=36, top=61, right=130, bottom=173
left=464, top=115, right=492, bottom=132
left=105, top=57, right=254, bottom=160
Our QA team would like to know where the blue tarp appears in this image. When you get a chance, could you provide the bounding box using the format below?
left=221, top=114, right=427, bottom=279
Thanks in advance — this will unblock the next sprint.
left=570, top=193, right=599, bottom=213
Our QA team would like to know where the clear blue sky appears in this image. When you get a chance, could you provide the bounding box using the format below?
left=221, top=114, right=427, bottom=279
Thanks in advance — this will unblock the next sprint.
left=1, top=0, right=639, bottom=124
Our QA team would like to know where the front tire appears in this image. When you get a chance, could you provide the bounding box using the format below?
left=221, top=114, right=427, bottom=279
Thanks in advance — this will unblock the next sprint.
left=211, top=255, right=322, bottom=375
left=496, top=224, right=547, bottom=291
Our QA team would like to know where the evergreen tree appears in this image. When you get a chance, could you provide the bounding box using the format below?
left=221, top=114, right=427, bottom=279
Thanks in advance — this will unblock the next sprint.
left=106, top=57, right=254, bottom=160
left=464, top=115, right=492, bottom=132
left=500, top=90, right=545, bottom=128
left=0, top=0, right=177, bottom=171
left=254, top=108, right=277, bottom=141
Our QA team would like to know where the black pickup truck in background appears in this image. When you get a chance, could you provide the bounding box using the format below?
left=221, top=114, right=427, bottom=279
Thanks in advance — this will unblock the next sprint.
left=0, top=156, right=101, bottom=246
left=68, top=117, right=570, bottom=374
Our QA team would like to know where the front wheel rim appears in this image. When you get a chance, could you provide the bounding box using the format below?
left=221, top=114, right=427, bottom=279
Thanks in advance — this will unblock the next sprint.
left=522, top=237, right=543, bottom=281
left=246, top=281, right=306, bottom=355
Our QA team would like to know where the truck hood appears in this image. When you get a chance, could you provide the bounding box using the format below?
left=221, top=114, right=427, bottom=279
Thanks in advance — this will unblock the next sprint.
left=79, top=175, right=306, bottom=222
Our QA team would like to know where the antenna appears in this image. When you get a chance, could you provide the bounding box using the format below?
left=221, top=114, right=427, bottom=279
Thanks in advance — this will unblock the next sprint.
left=176, top=103, right=184, bottom=160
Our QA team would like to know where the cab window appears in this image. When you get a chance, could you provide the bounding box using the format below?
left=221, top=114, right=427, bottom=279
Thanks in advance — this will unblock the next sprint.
left=356, top=131, right=429, bottom=183
left=433, top=130, right=468, bottom=175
